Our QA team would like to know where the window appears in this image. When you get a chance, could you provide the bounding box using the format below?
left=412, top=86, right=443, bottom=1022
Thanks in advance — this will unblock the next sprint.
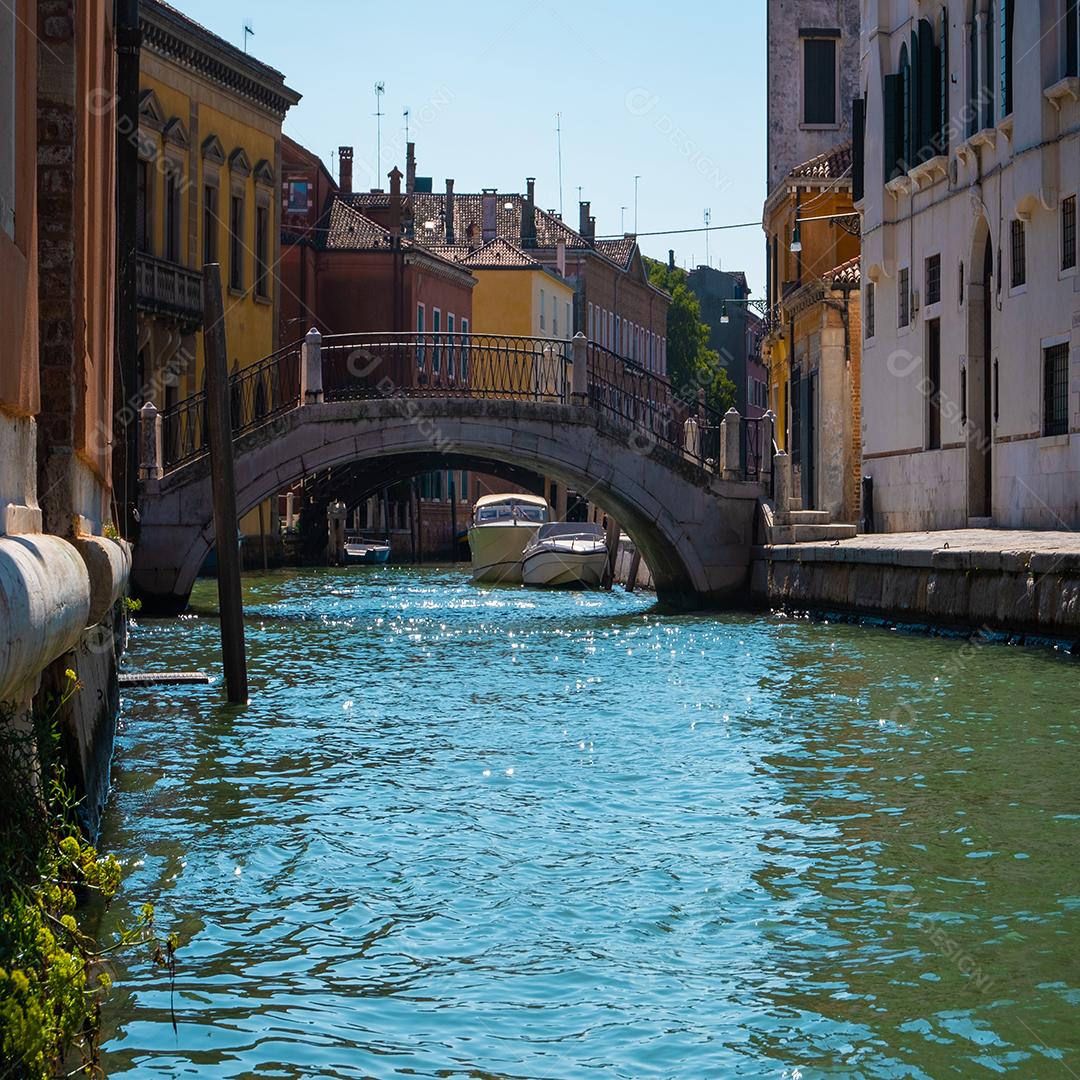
left=136, top=160, right=150, bottom=253
left=1067, top=0, right=1078, bottom=77
left=229, top=194, right=243, bottom=290
left=927, top=319, right=941, bottom=449
left=164, top=170, right=181, bottom=263
left=898, top=267, right=910, bottom=327
left=0, top=0, right=13, bottom=239
left=447, top=313, right=455, bottom=378
left=983, top=1, right=996, bottom=130
left=286, top=179, right=308, bottom=215
left=588, top=302, right=594, bottom=338
left=460, top=317, right=469, bottom=381
left=899, top=44, right=912, bottom=171
left=616, top=315, right=621, bottom=353
left=865, top=281, right=875, bottom=339
left=925, top=254, right=941, bottom=305
left=432, top=308, right=441, bottom=373
left=802, top=36, right=837, bottom=125
left=1063, top=195, right=1077, bottom=271
left=552, top=295, right=558, bottom=337
left=1044, top=343, right=1069, bottom=436
left=203, top=184, right=218, bottom=265
left=1000, top=0, right=1014, bottom=117
left=416, top=303, right=425, bottom=369
left=1010, top=219, right=1026, bottom=288
left=255, top=204, right=269, bottom=298
left=540, top=288, right=546, bottom=329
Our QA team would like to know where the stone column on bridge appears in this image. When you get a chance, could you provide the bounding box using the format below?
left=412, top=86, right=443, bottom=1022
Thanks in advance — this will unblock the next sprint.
left=760, top=411, right=775, bottom=484
left=719, top=408, right=741, bottom=481
left=138, top=401, right=163, bottom=484
left=571, top=332, right=588, bottom=405
left=773, top=450, right=792, bottom=522
left=302, top=327, right=324, bottom=404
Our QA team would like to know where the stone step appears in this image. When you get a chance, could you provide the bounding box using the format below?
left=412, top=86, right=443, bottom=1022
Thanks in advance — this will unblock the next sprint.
left=791, top=523, right=858, bottom=543
left=788, top=510, right=831, bottom=525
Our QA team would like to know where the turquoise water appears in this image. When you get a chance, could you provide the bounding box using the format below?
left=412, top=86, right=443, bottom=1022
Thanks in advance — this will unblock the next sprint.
left=99, top=567, right=1080, bottom=1078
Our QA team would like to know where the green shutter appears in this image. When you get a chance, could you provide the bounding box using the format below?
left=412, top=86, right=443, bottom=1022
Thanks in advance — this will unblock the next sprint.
left=852, top=96, right=866, bottom=202
left=883, top=74, right=901, bottom=183
left=938, top=13, right=949, bottom=151
left=918, top=20, right=935, bottom=161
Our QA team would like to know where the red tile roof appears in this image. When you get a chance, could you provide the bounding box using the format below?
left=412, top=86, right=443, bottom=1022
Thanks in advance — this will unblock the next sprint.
left=823, top=255, right=861, bottom=288
left=594, top=237, right=636, bottom=270
left=458, top=237, right=544, bottom=269
left=790, top=141, right=853, bottom=181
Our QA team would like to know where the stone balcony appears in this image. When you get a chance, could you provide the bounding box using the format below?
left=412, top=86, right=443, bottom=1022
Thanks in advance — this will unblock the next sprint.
left=136, top=252, right=203, bottom=328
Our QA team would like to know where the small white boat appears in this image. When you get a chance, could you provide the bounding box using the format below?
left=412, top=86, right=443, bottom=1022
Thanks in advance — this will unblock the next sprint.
left=522, top=522, right=609, bottom=589
left=344, top=537, right=391, bottom=565
left=468, top=493, right=549, bottom=584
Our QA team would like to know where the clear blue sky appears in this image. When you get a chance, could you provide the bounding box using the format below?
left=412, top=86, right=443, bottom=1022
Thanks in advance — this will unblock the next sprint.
left=176, top=0, right=767, bottom=293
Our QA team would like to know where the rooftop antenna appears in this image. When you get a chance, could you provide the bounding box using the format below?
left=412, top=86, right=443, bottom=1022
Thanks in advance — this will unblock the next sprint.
left=403, top=106, right=410, bottom=146
left=703, top=208, right=711, bottom=267
left=620, top=206, right=627, bottom=233
left=374, top=82, right=386, bottom=180
left=634, top=175, right=641, bottom=233
left=556, top=112, right=564, bottom=217
left=243, top=20, right=253, bottom=52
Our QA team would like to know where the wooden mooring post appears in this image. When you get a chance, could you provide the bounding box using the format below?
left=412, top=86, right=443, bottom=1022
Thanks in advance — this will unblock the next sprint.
left=203, top=264, right=248, bottom=704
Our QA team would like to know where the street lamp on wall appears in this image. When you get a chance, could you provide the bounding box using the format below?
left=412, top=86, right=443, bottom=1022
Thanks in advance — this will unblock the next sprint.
left=790, top=220, right=802, bottom=253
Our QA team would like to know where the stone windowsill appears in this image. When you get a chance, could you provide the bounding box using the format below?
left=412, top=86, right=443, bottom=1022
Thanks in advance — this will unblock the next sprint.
left=908, top=155, right=949, bottom=188
left=967, top=127, right=997, bottom=151
left=885, top=174, right=913, bottom=197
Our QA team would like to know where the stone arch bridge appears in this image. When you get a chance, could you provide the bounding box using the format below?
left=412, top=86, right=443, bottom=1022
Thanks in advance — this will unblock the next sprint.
left=132, top=331, right=771, bottom=612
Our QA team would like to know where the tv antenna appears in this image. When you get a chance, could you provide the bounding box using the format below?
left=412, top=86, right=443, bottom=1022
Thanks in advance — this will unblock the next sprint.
left=555, top=112, right=564, bottom=217
left=403, top=106, right=410, bottom=145
left=634, top=175, right=641, bottom=234
left=703, top=208, right=711, bottom=266
left=374, top=82, right=386, bottom=179
left=243, top=21, right=254, bottom=52
left=620, top=206, right=627, bottom=233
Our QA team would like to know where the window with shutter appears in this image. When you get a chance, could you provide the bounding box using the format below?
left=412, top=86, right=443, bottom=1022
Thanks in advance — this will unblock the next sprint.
left=937, top=11, right=948, bottom=152
left=1001, top=0, right=1014, bottom=117
left=899, top=45, right=912, bottom=171
left=968, top=16, right=979, bottom=137
left=883, top=74, right=902, bottom=182
left=803, top=38, right=837, bottom=125
left=918, top=19, right=935, bottom=161
left=983, top=2, right=995, bottom=130
left=852, top=96, right=866, bottom=202
left=1067, top=0, right=1078, bottom=78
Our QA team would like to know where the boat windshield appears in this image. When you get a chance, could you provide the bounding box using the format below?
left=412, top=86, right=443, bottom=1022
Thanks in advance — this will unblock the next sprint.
left=475, top=501, right=548, bottom=524
left=535, top=522, right=605, bottom=540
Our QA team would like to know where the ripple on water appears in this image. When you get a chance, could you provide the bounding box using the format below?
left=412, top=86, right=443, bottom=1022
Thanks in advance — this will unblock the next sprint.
left=100, top=567, right=1080, bottom=1078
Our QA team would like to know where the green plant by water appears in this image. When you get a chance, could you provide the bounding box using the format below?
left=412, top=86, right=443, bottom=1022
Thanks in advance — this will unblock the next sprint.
left=0, top=671, right=176, bottom=1078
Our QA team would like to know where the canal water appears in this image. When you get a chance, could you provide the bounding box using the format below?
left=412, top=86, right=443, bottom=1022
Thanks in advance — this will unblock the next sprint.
left=99, top=567, right=1079, bottom=1078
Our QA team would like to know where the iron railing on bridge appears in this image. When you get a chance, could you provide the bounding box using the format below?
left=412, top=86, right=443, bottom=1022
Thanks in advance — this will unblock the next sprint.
left=319, top=332, right=570, bottom=402
left=157, top=332, right=762, bottom=479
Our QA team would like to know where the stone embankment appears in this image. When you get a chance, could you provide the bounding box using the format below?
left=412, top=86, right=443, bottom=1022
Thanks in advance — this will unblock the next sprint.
left=752, top=529, right=1080, bottom=642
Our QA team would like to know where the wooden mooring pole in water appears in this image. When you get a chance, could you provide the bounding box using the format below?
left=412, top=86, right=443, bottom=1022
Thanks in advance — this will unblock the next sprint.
left=203, top=263, right=249, bottom=704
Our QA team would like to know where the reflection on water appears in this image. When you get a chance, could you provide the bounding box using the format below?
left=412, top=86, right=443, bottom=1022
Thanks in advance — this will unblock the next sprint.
left=99, top=567, right=1080, bottom=1078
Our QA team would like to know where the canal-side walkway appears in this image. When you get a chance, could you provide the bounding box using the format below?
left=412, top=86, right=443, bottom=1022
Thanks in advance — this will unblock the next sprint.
left=753, top=528, right=1080, bottom=639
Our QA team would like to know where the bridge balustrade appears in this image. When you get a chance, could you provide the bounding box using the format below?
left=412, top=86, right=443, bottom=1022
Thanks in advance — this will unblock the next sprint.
left=152, top=331, right=767, bottom=481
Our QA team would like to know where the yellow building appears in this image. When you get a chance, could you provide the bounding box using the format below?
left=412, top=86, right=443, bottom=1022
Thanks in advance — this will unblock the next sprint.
left=136, top=0, right=298, bottom=553
left=453, top=238, right=574, bottom=397
left=762, top=143, right=862, bottom=522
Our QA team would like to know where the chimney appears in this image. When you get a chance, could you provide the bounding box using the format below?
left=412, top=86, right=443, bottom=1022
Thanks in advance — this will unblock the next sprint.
left=338, top=146, right=353, bottom=193
left=481, top=188, right=497, bottom=243
left=556, top=239, right=566, bottom=277
left=406, top=142, right=416, bottom=195
left=445, top=178, right=455, bottom=244
left=521, top=176, right=537, bottom=247
left=579, top=200, right=590, bottom=236
left=588, top=216, right=596, bottom=243
left=668, top=248, right=675, bottom=270
left=388, top=166, right=403, bottom=238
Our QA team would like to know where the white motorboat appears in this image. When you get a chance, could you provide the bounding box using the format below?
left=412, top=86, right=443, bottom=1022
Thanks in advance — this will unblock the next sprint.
left=344, top=536, right=391, bottom=565
left=468, top=493, right=549, bottom=584
left=522, top=521, right=609, bottom=589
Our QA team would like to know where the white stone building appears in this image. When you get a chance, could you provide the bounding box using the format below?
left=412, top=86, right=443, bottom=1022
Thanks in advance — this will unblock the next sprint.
left=857, top=0, right=1080, bottom=531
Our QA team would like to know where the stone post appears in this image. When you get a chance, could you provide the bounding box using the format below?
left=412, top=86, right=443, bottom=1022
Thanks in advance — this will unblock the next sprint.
left=138, top=401, right=163, bottom=481
left=683, top=416, right=701, bottom=460
left=302, top=327, right=323, bottom=404
left=773, top=450, right=791, bottom=522
left=285, top=491, right=295, bottom=531
left=571, top=331, right=588, bottom=405
left=760, top=411, right=775, bottom=483
left=719, top=407, right=741, bottom=480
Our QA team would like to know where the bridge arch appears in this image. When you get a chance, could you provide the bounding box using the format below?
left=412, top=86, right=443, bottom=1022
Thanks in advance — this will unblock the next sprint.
left=133, top=398, right=761, bottom=613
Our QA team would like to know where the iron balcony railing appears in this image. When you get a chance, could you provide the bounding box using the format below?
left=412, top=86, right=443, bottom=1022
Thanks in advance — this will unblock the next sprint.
left=136, top=252, right=204, bottom=325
